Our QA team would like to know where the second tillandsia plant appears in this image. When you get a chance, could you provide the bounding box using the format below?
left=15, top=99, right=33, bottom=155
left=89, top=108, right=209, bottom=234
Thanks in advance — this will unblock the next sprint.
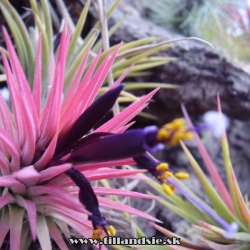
left=142, top=101, right=250, bottom=250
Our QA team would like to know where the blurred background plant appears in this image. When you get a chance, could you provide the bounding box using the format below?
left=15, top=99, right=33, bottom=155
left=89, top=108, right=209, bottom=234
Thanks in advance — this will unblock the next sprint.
left=128, top=102, right=250, bottom=250
left=0, top=0, right=177, bottom=119
left=143, top=0, right=250, bottom=63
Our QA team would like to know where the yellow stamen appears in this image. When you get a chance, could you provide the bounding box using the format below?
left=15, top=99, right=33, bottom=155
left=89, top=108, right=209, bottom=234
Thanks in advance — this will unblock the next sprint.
left=156, top=163, right=169, bottom=172
left=92, top=229, right=100, bottom=239
left=164, top=171, right=173, bottom=177
left=157, top=128, right=171, bottom=141
left=175, top=172, right=189, bottom=179
left=162, top=184, right=174, bottom=195
left=172, top=118, right=185, bottom=130
left=108, top=225, right=116, bottom=236
left=169, top=184, right=176, bottom=191
left=157, top=175, right=167, bottom=183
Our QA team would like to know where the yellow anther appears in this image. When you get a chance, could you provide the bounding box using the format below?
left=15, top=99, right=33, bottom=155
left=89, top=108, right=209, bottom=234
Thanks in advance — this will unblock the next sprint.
left=162, top=123, right=174, bottom=130
left=175, top=172, right=189, bottom=179
left=108, top=225, right=116, bottom=236
left=92, top=229, right=100, bottom=239
left=162, top=184, right=174, bottom=196
left=164, top=171, right=173, bottom=177
left=184, top=131, right=193, bottom=140
left=169, top=184, right=176, bottom=191
left=156, top=163, right=169, bottom=172
left=157, top=175, right=167, bottom=183
left=172, top=118, right=185, bottom=130
left=157, top=128, right=171, bottom=141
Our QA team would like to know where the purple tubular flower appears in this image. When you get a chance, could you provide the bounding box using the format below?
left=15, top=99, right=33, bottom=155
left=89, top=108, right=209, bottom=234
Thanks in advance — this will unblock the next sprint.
left=54, top=84, right=125, bottom=157
left=134, top=153, right=174, bottom=184
left=134, top=153, right=164, bottom=180
left=68, top=126, right=161, bottom=163
left=65, top=167, right=109, bottom=235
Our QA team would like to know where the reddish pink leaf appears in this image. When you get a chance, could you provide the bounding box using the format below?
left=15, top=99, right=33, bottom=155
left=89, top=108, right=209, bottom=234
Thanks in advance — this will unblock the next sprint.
left=95, top=88, right=159, bottom=133
left=34, top=134, right=58, bottom=171
left=98, top=196, right=161, bottom=223
left=9, top=204, right=25, bottom=250
left=38, top=27, right=70, bottom=149
left=0, top=191, right=14, bottom=209
left=0, top=91, right=14, bottom=139
left=61, top=48, right=90, bottom=115
left=32, top=195, right=87, bottom=214
left=111, top=64, right=133, bottom=88
left=77, top=186, right=160, bottom=200
left=47, top=218, right=68, bottom=250
left=230, top=169, right=250, bottom=224
left=48, top=158, right=136, bottom=185
left=16, top=195, right=37, bottom=241
left=39, top=163, right=72, bottom=183
left=33, top=34, right=42, bottom=118
left=27, top=184, right=90, bottom=214
left=113, top=121, right=136, bottom=133
left=182, top=105, right=235, bottom=215
left=39, top=204, right=90, bottom=227
left=59, top=50, right=103, bottom=133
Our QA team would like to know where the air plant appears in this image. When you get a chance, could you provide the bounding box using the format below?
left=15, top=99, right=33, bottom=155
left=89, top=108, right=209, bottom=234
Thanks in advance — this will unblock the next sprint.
left=143, top=0, right=250, bottom=62
left=0, top=15, right=200, bottom=249
left=0, top=24, right=167, bottom=249
left=140, top=102, right=250, bottom=250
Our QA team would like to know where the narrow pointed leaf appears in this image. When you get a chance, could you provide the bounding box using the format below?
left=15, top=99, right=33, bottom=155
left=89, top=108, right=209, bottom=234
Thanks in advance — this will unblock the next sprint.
left=16, top=195, right=37, bottom=241
left=9, top=204, right=25, bottom=250
left=36, top=215, right=52, bottom=250
left=55, top=84, right=125, bottom=157
left=47, top=217, right=68, bottom=250
left=182, top=104, right=235, bottom=214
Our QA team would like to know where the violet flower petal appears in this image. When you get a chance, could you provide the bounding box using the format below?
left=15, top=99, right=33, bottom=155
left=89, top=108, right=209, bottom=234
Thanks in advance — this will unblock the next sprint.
left=55, top=84, right=125, bottom=157
left=68, top=127, right=160, bottom=163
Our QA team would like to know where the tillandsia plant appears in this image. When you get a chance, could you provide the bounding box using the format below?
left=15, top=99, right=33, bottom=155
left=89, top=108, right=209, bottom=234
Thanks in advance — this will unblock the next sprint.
left=0, top=17, right=201, bottom=249
left=136, top=101, right=250, bottom=250
left=143, top=0, right=250, bottom=62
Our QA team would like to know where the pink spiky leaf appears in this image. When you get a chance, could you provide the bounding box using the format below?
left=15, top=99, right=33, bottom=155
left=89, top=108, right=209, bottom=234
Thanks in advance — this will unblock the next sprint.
left=59, top=49, right=103, bottom=132
left=9, top=204, right=25, bottom=250
left=13, top=165, right=41, bottom=186
left=31, top=195, right=88, bottom=214
left=16, top=195, right=37, bottom=241
left=98, top=196, right=161, bottom=223
left=27, top=184, right=90, bottom=214
left=38, top=163, right=72, bottom=183
left=38, top=26, right=70, bottom=148
left=47, top=218, right=68, bottom=250
left=0, top=191, right=14, bottom=209
left=47, top=158, right=136, bottom=185
left=33, top=33, right=42, bottom=118
left=69, top=186, right=160, bottom=200
left=0, top=90, right=15, bottom=139
left=182, top=104, right=235, bottom=214
left=36, top=215, right=52, bottom=250
left=95, top=88, right=159, bottom=133
left=39, top=205, right=90, bottom=228
left=2, top=27, right=39, bottom=139
left=61, top=48, right=91, bottom=115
